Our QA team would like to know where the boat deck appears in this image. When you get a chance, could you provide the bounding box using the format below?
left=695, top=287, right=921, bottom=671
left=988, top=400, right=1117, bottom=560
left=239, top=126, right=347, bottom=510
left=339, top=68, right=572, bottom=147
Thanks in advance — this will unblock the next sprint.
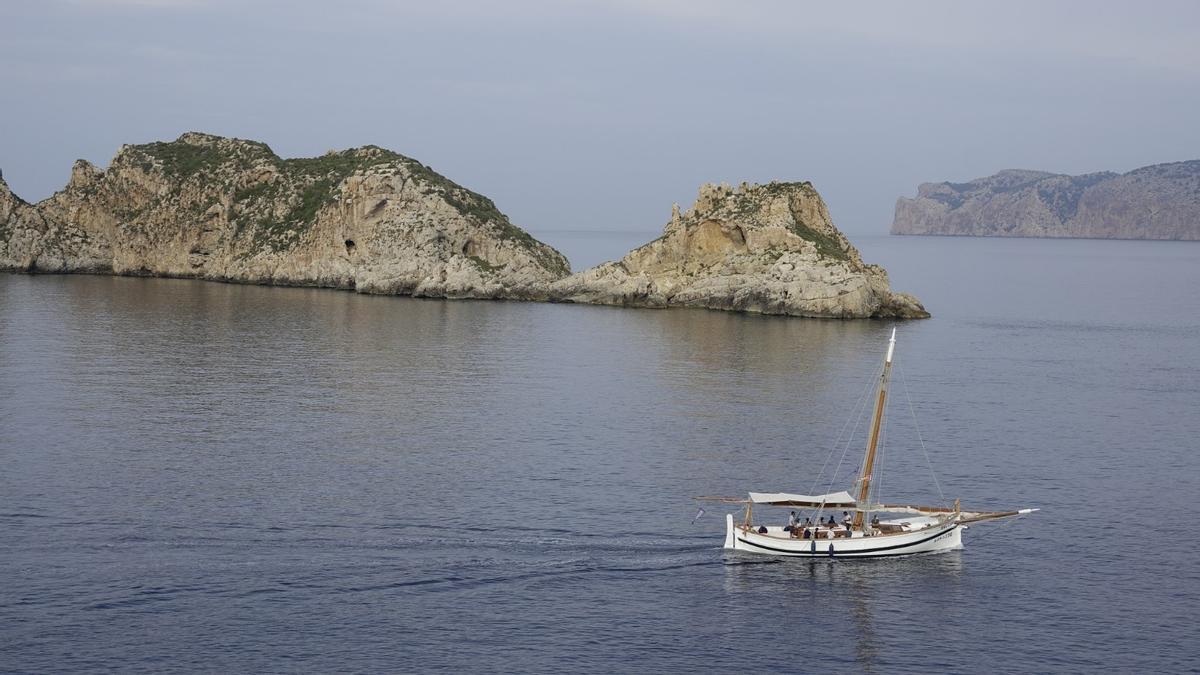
left=747, top=518, right=946, bottom=541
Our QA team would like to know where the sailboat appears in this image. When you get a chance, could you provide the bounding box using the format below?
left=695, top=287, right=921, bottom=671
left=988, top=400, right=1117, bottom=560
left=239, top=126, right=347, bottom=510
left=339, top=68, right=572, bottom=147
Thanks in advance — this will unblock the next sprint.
left=703, top=329, right=1036, bottom=558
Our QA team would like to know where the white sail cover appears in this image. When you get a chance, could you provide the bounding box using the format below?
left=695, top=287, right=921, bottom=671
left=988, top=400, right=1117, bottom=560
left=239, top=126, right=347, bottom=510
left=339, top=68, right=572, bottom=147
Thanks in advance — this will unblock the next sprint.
left=748, top=491, right=857, bottom=508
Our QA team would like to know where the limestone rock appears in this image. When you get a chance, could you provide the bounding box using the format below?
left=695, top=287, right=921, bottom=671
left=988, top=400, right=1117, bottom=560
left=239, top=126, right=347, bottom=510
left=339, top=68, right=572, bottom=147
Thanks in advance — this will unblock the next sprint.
left=0, top=172, right=110, bottom=273
left=892, top=162, right=1200, bottom=240
left=1, top=132, right=569, bottom=296
left=550, top=181, right=929, bottom=319
left=2, top=134, right=926, bottom=320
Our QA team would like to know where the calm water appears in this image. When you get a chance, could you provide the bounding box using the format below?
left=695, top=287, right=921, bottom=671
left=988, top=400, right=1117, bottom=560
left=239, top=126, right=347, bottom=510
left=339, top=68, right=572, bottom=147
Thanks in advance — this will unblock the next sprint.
left=2, top=235, right=1199, bottom=673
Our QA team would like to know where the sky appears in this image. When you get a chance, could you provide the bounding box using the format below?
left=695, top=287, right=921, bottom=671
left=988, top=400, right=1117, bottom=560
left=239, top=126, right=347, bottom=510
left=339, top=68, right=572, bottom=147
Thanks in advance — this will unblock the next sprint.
left=2, top=0, right=1199, bottom=235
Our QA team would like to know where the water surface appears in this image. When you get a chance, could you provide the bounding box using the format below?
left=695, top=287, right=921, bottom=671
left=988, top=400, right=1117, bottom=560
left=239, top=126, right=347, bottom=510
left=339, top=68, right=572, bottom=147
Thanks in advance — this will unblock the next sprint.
left=2, top=235, right=1198, bottom=672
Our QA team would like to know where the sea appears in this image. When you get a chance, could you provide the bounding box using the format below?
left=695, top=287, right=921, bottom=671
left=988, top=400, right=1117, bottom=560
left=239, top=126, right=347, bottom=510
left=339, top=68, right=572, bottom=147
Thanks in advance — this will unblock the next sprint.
left=2, top=233, right=1198, bottom=673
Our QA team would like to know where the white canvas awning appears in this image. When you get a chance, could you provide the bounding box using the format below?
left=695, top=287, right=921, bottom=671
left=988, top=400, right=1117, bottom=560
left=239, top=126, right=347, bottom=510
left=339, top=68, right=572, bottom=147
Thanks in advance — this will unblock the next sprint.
left=748, top=491, right=857, bottom=508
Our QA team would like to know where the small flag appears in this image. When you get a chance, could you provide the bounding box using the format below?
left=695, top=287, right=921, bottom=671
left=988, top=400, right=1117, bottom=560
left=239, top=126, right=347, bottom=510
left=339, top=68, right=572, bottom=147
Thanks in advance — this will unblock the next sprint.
left=691, top=507, right=705, bottom=524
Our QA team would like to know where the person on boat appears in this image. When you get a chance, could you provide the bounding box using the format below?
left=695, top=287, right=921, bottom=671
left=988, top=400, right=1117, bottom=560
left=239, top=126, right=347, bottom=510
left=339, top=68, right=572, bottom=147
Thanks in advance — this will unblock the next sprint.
left=786, top=511, right=798, bottom=531
left=871, top=515, right=881, bottom=528
left=757, top=525, right=768, bottom=534
left=842, top=511, right=852, bottom=528
left=827, top=515, right=836, bottom=527
left=801, top=527, right=811, bottom=540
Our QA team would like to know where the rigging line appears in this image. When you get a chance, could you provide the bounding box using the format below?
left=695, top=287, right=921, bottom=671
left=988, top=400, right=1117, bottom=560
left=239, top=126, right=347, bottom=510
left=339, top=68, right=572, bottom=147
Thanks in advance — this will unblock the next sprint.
left=801, top=381, right=872, bottom=525
left=827, top=364, right=880, bottom=492
left=816, top=360, right=878, bottom=492
left=896, top=360, right=947, bottom=503
left=807, top=360, right=879, bottom=496
left=806, top=362, right=882, bottom=524
left=806, top=404, right=854, bottom=497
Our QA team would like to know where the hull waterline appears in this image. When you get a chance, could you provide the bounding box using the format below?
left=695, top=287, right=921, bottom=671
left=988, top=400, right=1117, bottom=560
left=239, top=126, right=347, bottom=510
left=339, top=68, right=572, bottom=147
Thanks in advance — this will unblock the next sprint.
left=723, top=513, right=962, bottom=558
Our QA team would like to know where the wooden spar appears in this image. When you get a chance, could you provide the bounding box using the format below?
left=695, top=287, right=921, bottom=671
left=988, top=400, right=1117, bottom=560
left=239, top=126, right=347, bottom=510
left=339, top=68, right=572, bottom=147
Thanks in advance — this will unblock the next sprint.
left=852, top=328, right=896, bottom=532
left=957, top=508, right=1040, bottom=524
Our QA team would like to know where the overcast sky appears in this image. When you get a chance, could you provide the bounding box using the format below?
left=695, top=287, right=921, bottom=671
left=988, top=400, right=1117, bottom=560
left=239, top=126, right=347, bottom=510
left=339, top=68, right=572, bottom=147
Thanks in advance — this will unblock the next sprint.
left=2, top=0, right=1198, bottom=235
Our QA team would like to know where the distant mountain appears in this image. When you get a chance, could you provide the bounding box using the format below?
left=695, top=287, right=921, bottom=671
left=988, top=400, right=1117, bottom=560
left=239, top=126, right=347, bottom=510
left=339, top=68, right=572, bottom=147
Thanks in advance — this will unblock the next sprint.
left=892, top=161, right=1200, bottom=240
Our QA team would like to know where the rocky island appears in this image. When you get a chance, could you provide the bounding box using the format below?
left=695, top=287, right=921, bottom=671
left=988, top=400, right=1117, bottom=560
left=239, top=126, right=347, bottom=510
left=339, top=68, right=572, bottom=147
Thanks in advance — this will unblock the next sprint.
left=552, top=181, right=928, bottom=319
left=0, top=132, right=569, bottom=297
left=892, top=161, right=1200, bottom=240
left=2, top=132, right=927, bottom=319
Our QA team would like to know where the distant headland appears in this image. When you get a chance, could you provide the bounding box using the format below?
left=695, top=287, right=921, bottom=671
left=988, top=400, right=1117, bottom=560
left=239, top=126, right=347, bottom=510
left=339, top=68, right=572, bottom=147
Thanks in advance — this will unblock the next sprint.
left=892, top=161, right=1200, bottom=240
left=1, top=132, right=927, bottom=319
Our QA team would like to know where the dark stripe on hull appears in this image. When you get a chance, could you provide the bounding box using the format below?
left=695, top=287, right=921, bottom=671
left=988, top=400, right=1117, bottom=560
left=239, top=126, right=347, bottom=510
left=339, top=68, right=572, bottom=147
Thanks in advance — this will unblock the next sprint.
left=734, top=525, right=958, bottom=558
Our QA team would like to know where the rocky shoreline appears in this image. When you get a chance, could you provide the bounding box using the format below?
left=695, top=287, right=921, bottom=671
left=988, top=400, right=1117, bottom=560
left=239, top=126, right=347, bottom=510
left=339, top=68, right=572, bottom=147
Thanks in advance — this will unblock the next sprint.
left=551, top=181, right=927, bottom=319
left=2, top=132, right=927, bottom=319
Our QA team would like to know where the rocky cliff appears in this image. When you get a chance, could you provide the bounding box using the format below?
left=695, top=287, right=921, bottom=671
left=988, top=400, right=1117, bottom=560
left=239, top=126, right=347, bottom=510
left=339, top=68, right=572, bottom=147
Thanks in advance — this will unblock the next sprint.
left=550, top=181, right=928, bottom=319
left=892, top=161, right=1200, bottom=240
left=3, top=134, right=927, bottom=319
left=1, top=132, right=569, bottom=297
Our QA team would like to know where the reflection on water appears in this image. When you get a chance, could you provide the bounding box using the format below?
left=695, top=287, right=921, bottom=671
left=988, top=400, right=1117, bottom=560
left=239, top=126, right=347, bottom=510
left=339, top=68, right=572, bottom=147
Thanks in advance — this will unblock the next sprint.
left=721, top=547, right=964, bottom=594
left=722, top=551, right=964, bottom=672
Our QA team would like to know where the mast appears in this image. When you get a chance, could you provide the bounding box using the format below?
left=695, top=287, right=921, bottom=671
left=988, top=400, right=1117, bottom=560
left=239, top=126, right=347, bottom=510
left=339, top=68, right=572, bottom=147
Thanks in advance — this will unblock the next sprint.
left=852, top=328, right=896, bottom=533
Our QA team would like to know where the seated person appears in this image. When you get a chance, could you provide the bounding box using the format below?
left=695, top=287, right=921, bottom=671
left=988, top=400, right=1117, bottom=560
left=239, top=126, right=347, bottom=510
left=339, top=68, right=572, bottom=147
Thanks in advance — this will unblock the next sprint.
left=758, top=525, right=768, bottom=534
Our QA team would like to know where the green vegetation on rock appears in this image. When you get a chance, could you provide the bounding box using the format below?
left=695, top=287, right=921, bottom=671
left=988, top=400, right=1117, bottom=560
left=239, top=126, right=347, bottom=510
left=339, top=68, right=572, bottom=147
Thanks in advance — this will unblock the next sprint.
left=282, top=146, right=403, bottom=177
left=491, top=220, right=570, bottom=276
left=135, top=141, right=227, bottom=177
left=714, top=181, right=849, bottom=261
left=134, top=136, right=274, bottom=177
left=787, top=220, right=848, bottom=261
left=95, top=133, right=570, bottom=271
left=468, top=255, right=502, bottom=274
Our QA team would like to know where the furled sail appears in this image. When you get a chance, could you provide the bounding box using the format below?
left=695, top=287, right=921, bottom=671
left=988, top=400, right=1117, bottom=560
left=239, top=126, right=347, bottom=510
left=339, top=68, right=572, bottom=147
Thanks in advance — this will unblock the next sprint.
left=747, top=491, right=857, bottom=508
left=875, top=503, right=1039, bottom=522
left=876, top=503, right=957, bottom=515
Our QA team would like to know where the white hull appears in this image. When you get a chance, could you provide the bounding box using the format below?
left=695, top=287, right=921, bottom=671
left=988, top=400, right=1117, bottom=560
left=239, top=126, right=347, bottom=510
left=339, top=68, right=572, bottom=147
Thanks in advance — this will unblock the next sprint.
left=723, top=513, right=962, bottom=558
